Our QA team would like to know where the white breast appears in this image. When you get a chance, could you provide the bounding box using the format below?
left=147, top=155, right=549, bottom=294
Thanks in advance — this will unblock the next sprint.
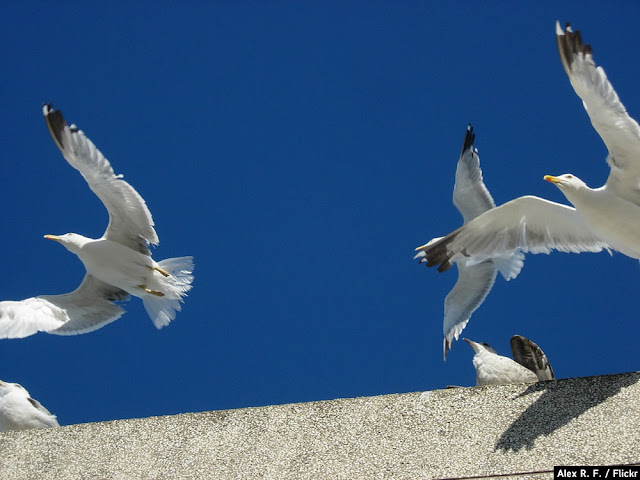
left=573, top=188, right=640, bottom=259
left=77, top=239, right=153, bottom=294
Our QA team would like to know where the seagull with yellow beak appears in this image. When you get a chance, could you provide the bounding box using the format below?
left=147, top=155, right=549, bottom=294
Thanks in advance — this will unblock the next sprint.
left=416, top=22, right=640, bottom=276
left=0, top=105, right=194, bottom=338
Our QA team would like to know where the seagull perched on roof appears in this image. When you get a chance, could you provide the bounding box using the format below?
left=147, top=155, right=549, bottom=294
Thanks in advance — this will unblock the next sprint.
left=0, top=379, right=59, bottom=431
left=0, top=105, right=194, bottom=339
left=415, top=125, right=524, bottom=359
left=415, top=22, right=640, bottom=282
left=464, top=335, right=554, bottom=386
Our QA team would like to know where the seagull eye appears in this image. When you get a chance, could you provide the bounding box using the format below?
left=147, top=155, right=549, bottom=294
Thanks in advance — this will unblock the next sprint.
left=566, top=175, right=573, bottom=179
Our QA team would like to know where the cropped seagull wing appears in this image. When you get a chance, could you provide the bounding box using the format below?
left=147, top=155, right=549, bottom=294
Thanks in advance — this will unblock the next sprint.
left=417, top=195, right=610, bottom=272
left=453, top=125, right=496, bottom=222
left=0, top=275, right=128, bottom=339
left=510, top=334, right=555, bottom=381
left=556, top=22, right=640, bottom=204
left=443, top=261, right=497, bottom=359
left=43, top=104, right=158, bottom=254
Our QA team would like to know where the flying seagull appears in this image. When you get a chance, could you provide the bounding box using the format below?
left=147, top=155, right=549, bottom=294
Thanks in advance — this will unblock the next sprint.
left=416, top=21, right=640, bottom=277
left=0, top=379, right=59, bottom=431
left=415, top=125, right=524, bottom=359
left=0, top=105, right=194, bottom=339
left=464, top=335, right=554, bottom=386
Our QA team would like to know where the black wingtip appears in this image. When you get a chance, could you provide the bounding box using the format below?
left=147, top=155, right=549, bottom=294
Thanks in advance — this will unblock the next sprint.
left=416, top=231, right=459, bottom=273
left=42, top=103, right=68, bottom=152
left=443, top=338, right=451, bottom=361
left=556, top=22, right=574, bottom=74
left=436, top=261, right=453, bottom=273
left=460, top=124, right=475, bottom=158
left=556, top=21, right=594, bottom=75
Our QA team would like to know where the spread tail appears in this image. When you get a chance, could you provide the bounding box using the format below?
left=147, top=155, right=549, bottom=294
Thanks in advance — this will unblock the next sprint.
left=143, top=256, right=194, bottom=328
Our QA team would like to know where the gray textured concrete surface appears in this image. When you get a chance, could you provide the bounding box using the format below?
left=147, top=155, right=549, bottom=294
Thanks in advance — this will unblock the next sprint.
left=0, top=372, right=638, bottom=480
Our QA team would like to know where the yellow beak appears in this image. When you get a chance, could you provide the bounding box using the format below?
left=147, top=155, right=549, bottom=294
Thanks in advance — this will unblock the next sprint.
left=544, top=175, right=561, bottom=184
left=44, top=234, right=61, bottom=242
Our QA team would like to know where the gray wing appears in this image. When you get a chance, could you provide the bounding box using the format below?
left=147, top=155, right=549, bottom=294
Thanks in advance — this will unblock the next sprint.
left=510, top=334, right=555, bottom=381
left=43, top=104, right=158, bottom=254
left=429, top=125, right=521, bottom=359
left=556, top=22, right=640, bottom=206
left=443, top=261, right=497, bottom=359
left=453, top=125, right=496, bottom=222
left=0, top=275, right=129, bottom=339
left=416, top=195, right=610, bottom=273
left=418, top=125, right=526, bottom=282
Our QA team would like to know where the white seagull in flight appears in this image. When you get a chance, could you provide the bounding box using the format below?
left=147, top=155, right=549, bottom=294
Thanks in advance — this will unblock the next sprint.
left=0, top=105, right=194, bottom=339
left=0, top=379, right=59, bottom=431
left=464, top=335, right=555, bottom=386
left=415, top=125, right=523, bottom=359
left=415, top=21, right=640, bottom=287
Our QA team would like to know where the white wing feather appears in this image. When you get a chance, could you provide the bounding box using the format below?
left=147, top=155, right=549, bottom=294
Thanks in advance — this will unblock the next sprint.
left=43, top=105, right=158, bottom=254
left=415, top=125, right=524, bottom=360
left=443, top=261, right=496, bottom=358
left=419, top=195, right=610, bottom=272
left=420, top=126, right=527, bottom=359
left=0, top=275, right=128, bottom=339
left=453, top=126, right=495, bottom=222
left=556, top=22, right=640, bottom=205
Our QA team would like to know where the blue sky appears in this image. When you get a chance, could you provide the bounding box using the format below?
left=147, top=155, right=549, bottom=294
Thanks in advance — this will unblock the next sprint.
left=1, top=3, right=639, bottom=426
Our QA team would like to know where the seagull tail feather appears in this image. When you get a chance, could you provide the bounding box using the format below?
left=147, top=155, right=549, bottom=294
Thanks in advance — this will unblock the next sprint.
left=157, top=256, right=195, bottom=295
left=143, top=256, right=194, bottom=328
left=143, top=295, right=182, bottom=329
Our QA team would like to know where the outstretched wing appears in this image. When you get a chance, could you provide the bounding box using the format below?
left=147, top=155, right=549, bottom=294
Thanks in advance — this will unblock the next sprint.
left=443, top=261, right=497, bottom=359
left=416, top=195, right=610, bottom=272
left=556, top=22, right=640, bottom=206
left=422, top=125, right=525, bottom=359
left=453, top=125, right=495, bottom=222
left=0, top=275, right=129, bottom=339
left=43, top=104, right=158, bottom=254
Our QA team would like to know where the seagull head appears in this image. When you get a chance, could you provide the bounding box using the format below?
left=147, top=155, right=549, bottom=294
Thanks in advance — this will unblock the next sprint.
left=44, top=233, right=90, bottom=254
left=463, top=338, right=497, bottom=355
left=544, top=173, right=587, bottom=191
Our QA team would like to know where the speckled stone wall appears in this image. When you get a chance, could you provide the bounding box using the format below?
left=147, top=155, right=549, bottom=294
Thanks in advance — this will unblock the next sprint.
left=1, top=372, right=638, bottom=479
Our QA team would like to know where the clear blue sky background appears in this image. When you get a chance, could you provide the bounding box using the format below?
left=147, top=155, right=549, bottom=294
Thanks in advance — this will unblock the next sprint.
left=1, top=3, right=639, bottom=426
